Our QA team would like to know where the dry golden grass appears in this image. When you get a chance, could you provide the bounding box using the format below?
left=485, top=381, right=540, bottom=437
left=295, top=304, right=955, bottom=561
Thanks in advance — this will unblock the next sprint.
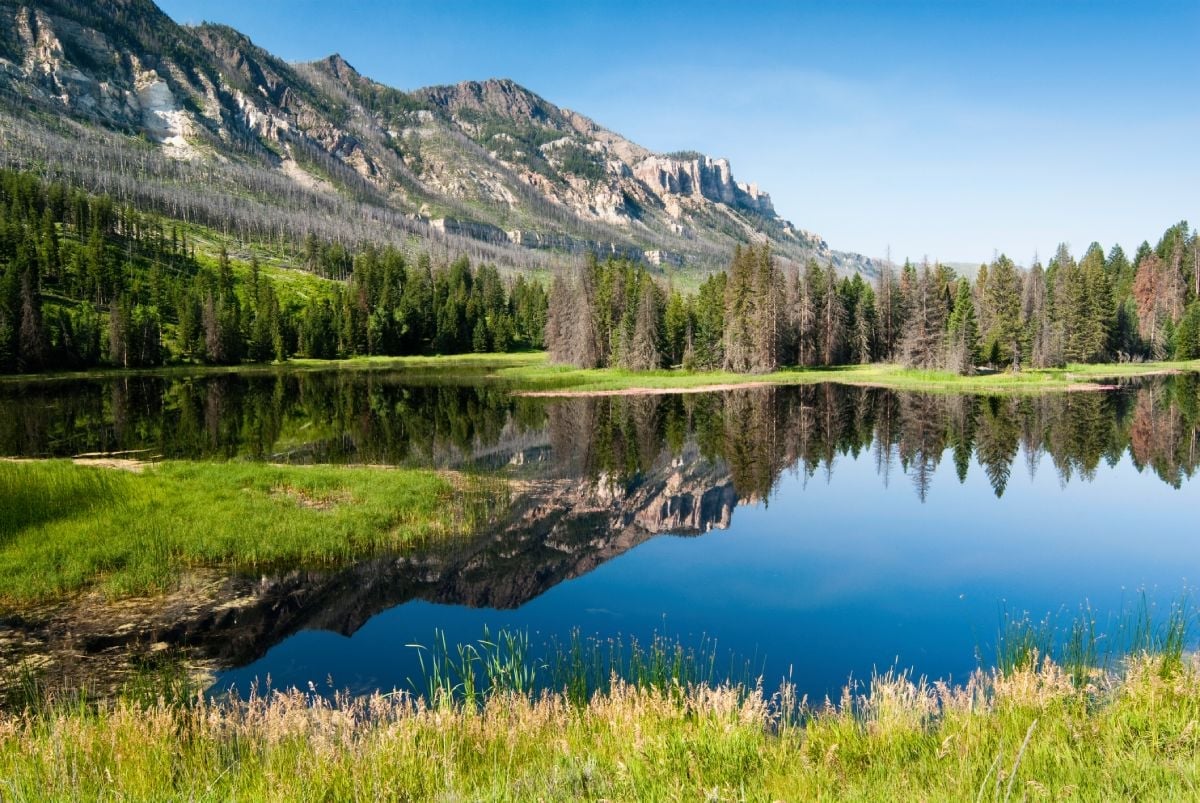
left=2, top=655, right=1198, bottom=800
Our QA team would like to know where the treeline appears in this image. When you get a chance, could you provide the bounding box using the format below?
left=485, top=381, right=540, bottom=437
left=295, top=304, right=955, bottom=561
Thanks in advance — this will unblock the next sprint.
left=548, top=230, right=1200, bottom=373
left=0, top=168, right=546, bottom=373
left=296, top=252, right=547, bottom=360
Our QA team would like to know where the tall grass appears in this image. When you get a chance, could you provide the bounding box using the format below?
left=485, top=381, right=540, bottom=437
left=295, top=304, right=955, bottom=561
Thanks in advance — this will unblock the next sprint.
left=1, top=651, right=1198, bottom=800
left=996, top=592, right=1193, bottom=683
left=545, top=629, right=758, bottom=706
left=404, top=628, right=755, bottom=710
left=0, top=461, right=129, bottom=539
left=0, top=461, right=509, bottom=602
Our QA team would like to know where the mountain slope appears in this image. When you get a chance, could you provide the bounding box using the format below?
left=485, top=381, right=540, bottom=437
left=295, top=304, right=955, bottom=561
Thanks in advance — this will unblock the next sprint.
left=0, top=0, right=877, bottom=276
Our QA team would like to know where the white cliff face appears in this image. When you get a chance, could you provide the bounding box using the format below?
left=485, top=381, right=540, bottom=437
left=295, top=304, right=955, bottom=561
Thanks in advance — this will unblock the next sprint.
left=135, top=74, right=197, bottom=159
left=635, top=155, right=729, bottom=202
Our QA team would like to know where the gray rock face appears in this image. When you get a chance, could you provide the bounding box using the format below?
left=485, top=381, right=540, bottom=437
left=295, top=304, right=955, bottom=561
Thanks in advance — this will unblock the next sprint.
left=633, top=154, right=777, bottom=217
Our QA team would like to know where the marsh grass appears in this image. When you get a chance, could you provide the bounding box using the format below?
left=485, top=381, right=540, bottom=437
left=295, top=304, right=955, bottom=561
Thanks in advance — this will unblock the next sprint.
left=997, top=593, right=1193, bottom=684
left=0, top=460, right=130, bottom=538
left=0, top=461, right=509, bottom=603
left=403, top=628, right=755, bottom=711
left=2, top=650, right=1199, bottom=800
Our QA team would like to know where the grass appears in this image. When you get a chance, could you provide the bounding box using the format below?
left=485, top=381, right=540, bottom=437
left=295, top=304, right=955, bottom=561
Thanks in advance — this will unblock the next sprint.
left=499, top=357, right=1200, bottom=395
left=2, top=601, right=1195, bottom=798
left=1, top=651, right=1198, bottom=799
left=406, top=628, right=752, bottom=710
left=0, top=351, right=544, bottom=385
left=7, top=351, right=1198, bottom=395
left=997, top=594, right=1193, bottom=684
left=0, top=460, right=508, bottom=603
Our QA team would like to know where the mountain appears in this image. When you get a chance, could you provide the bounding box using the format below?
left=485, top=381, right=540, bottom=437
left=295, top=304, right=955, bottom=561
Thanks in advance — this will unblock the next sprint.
left=0, top=0, right=878, bottom=276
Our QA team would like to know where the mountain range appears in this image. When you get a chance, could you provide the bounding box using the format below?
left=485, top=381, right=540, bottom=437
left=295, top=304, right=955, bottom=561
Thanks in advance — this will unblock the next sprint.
left=0, top=0, right=877, bottom=276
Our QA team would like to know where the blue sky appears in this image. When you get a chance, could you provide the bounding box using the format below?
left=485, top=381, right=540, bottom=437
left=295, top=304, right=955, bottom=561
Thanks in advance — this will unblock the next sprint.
left=158, top=0, right=1198, bottom=264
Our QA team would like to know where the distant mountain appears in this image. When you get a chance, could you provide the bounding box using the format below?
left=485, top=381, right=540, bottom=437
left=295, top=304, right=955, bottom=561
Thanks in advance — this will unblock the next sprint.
left=0, top=0, right=878, bottom=276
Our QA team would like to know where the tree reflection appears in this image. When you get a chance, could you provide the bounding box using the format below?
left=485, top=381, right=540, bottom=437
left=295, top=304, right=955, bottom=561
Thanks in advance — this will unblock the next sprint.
left=1, top=373, right=1198, bottom=500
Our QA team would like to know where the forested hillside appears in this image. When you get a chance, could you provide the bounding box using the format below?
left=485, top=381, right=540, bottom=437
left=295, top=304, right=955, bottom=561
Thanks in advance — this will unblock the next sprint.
left=547, top=227, right=1200, bottom=373
left=0, top=169, right=546, bottom=372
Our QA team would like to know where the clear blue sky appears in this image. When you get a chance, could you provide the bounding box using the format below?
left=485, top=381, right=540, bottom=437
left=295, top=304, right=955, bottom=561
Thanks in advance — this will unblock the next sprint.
left=158, top=0, right=1198, bottom=265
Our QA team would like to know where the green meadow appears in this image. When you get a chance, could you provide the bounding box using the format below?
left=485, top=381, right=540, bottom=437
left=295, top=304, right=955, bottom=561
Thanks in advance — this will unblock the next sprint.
left=0, top=460, right=505, bottom=603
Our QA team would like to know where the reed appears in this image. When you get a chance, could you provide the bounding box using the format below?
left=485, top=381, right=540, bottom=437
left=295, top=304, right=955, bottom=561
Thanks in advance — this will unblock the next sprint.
left=995, top=593, right=1193, bottom=683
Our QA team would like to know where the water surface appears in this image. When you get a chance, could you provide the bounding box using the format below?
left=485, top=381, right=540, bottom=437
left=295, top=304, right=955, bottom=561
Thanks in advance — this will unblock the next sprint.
left=2, top=370, right=1197, bottom=701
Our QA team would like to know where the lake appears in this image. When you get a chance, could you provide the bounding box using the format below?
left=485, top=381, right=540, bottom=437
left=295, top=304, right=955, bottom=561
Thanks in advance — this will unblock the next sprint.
left=1, top=369, right=1198, bottom=703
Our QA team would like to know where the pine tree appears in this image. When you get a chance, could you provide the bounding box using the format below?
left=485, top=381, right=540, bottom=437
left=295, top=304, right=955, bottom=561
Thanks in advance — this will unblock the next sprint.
left=899, top=261, right=949, bottom=369
left=747, top=245, right=782, bottom=372
left=663, top=289, right=689, bottom=367
left=853, top=285, right=877, bottom=364
left=874, top=259, right=899, bottom=361
left=796, top=259, right=822, bottom=366
left=624, top=274, right=663, bottom=371
left=722, top=245, right=755, bottom=372
left=17, top=258, right=46, bottom=371
left=819, top=264, right=845, bottom=366
left=946, top=279, right=981, bottom=374
left=693, top=272, right=725, bottom=369
left=1021, top=261, right=1058, bottom=368
left=1174, top=301, right=1200, bottom=360
left=0, top=259, right=18, bottom=371
left=108, top=296, right=130, bottom=368
left=982, top=254, right=1023, bottom=368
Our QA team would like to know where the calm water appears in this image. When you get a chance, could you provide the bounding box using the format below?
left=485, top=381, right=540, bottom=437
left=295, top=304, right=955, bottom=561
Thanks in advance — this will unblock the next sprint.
left=2, top=370, right=1198, bottom=701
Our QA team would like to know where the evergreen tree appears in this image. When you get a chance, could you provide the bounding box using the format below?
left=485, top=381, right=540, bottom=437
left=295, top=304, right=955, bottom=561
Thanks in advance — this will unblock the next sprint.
left=1021, top=261, right=1058, bottom=368
left=982, top=254, right=1023, bottom=368
left=1175, top=301, right=1200, bottom=360
left=796, top=259, right=822, bottom=366
left=946, top=279, right=981, bottom=374
left=663, top=288, right=689, bottom=367
left=722, top=245, right=756, bottom=372
left=899, top=261, right=949, bottom=369
left=693, top=272, right=725, bottom=369
left=852, top=281, right=877, bottom=364
left=623, top=274, right=664, bottom=371
left=819, top=264, right=845, bottom=366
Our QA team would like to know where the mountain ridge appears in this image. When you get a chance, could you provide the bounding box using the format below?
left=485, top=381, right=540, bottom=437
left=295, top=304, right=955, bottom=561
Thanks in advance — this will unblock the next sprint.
left=0, top=0, right=878, bottom=276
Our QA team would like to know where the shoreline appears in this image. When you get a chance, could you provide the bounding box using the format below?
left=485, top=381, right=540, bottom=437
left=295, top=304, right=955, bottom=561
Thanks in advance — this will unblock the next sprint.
left=502, top=358, right=1200, bottom=397
left=3, top=353, right=1198, bottom=395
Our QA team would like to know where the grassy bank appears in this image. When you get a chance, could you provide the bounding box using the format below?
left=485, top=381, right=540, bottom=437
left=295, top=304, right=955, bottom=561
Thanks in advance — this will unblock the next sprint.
left=1, top=653, right=1197, bottom=800
left=0, top=351, right=544, bottom=385
left=500, top=357, right=1200, bottom=395
left=5, top=351, right=1198, bottom=394
left=0, top=460, right=506, bottom=603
